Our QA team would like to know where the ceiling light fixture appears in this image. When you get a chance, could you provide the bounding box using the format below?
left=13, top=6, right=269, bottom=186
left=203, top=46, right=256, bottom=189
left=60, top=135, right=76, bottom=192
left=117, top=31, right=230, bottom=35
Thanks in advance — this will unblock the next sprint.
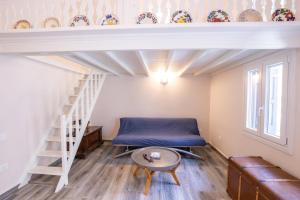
left=155, top=68, right=175, bottom=85
left=160, top=72, right=168, bottom=85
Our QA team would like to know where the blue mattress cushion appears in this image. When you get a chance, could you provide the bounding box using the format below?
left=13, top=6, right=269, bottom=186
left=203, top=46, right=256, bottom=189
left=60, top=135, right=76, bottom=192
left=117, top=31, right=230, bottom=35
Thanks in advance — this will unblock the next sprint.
left=112, top=118, right=206, bottom=147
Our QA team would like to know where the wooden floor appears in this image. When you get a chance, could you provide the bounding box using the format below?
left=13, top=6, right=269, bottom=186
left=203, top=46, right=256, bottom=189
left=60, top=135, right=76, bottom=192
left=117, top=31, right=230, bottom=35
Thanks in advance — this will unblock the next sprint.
left=9, top=142, right=230, bottom=200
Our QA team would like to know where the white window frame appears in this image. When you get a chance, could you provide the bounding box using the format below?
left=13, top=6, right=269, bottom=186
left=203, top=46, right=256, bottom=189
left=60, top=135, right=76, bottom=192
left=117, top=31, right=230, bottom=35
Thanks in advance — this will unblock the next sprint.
left=261, top=59, right=288, bottom=145
left=244, top=65, right=262, bottom=136
left=243, top=50, right=296, bottom=154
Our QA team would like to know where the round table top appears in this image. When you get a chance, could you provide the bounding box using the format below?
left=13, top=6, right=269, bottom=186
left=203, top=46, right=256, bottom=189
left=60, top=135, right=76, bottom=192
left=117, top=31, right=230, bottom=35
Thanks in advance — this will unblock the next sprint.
left=131, top=147, right=181, bottom=171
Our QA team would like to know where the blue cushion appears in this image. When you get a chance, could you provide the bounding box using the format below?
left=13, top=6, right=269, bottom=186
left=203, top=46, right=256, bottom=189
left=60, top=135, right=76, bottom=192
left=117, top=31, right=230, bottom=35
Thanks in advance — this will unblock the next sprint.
left=112, top=118, right=206, bottom=147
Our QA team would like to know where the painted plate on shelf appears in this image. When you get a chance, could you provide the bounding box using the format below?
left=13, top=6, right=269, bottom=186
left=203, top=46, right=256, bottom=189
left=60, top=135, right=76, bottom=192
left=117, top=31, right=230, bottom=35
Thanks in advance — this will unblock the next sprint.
left=70, top=15, right=90, bottom=27
left=171, top=10, right=192, bottom=23
left=43, top=17, right=60, bottom=28
left=100, top=14, right=119, bottom=25
left=136, top=12, right=158, bottom=24
left=272, top=8, right=295, bottom=21
left=207, top=10, right=230, bottom=22
left=14, top=19, right=32, bottom=29
left=238, top=9, right=263, bottom=22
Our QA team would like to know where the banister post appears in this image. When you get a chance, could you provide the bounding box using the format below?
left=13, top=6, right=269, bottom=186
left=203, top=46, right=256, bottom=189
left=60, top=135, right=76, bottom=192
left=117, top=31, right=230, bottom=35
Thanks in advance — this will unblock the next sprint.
left=68, top=115, right=74, bottom=162
left=85, top=78, right=90, bottom=116
left=60, top=115, right=68, bottom=185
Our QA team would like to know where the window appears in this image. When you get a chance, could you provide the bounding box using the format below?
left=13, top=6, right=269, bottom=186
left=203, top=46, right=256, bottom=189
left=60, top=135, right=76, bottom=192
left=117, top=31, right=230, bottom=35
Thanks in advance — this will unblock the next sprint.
left=245, top=56, right=290, bottom=147
left=246, top=69, right=260, bottom=132
left=264, top=63, right=284, bottom=138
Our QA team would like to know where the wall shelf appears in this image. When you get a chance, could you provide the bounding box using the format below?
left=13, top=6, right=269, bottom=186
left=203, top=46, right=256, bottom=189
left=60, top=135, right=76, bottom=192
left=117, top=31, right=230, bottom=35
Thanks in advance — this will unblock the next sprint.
left=1, top=22, right=300, bottom=54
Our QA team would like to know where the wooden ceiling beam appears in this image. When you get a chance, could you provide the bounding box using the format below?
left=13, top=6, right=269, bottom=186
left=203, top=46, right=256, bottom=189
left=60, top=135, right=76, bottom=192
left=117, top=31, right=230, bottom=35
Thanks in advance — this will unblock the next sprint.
left=166, top=50, right=176, bottom=72
left=194, top=50, right=246, bottom=76
left=177, top=50, right=210, bottom=77
left=73, top=52, right=119, bottom=76
left=105, top=51, right=135, bottom=76
left=212, top=50, right=279, bottom=75
left=135, top=51, right=151, bottom=76
left=26, top=55, right=88, bottom=74
left=61, top=55, right=101, bottom=72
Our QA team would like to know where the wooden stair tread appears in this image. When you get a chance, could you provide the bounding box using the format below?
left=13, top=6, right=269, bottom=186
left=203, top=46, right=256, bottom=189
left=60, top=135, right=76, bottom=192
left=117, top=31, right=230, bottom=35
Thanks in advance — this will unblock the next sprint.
left=46, top=135, right=77, bottom=142
left=47, top=135, right=60, bottom=142
left=53, top=125, right=82, bottom=129
left=37, top=150, right=70, bottom=158
left=29, top=166, right=63, bottom=176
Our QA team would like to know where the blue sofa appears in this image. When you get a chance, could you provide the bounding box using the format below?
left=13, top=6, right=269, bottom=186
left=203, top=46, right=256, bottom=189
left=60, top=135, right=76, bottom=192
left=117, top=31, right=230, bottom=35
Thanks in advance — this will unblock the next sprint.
left=112, top=118, right=206, bottom=158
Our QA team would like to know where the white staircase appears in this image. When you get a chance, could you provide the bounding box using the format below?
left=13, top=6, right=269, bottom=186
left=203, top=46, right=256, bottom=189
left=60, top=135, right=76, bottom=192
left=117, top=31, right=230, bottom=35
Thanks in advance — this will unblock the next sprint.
left=19, top=70, right=106, bottom=193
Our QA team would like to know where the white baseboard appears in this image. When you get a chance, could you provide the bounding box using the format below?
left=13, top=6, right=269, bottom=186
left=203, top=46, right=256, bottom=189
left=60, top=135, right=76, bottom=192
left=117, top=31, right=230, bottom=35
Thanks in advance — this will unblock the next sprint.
left=208, top=143, right=229, bottom=159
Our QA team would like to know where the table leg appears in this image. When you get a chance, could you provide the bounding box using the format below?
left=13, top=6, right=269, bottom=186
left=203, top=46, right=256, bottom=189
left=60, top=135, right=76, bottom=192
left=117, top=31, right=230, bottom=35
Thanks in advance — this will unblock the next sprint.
left=133, top=166, right=140, bottom=177
left=168, top=168, right=180, bottom=186
left=144, top=168, right=154, bottom=195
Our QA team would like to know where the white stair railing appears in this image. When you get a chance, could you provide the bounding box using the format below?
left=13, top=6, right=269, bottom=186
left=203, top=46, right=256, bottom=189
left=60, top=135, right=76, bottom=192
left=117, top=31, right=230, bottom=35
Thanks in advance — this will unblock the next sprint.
left=56, top=71, right=106, bottom=192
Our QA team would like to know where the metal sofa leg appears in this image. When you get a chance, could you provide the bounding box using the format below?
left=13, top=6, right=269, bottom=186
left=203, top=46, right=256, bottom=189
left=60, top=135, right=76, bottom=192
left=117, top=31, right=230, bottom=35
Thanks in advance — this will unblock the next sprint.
left=170, top=148, right=205, bottom=161
left=114, top=146, right=135, bottom=158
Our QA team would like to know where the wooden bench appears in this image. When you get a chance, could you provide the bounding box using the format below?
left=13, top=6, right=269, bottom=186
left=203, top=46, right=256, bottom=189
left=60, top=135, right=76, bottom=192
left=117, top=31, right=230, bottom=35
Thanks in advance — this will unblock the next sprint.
left=227, top=156, right=300, bottom=200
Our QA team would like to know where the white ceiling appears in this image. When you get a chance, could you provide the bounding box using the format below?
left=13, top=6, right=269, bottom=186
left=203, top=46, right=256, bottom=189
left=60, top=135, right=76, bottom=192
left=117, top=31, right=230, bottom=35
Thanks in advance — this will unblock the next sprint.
left=28, top=49, right=278, bottom=76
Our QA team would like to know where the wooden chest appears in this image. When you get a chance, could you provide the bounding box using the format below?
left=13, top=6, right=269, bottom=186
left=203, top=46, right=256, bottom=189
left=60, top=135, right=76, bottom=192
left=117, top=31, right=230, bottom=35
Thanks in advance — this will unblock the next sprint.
left=227, top=156, right=274, bottom=200
left=259, top=181, right=300, bottom=200
left=227, top=156, right=300, bottom=200
left=77, top=126, right=103, bottom=159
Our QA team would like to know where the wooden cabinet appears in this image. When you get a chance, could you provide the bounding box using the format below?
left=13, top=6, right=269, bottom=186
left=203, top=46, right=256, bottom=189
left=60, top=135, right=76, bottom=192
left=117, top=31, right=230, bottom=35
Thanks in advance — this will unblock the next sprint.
left=76, top=126, right=103, bottom=159
left=227, top=156, right=300, bottom=200
left=227, top=163, right=242, bottom=200
left=259, top=181, right=300, bottom=200
left=227, top=156, right=274, bottom=200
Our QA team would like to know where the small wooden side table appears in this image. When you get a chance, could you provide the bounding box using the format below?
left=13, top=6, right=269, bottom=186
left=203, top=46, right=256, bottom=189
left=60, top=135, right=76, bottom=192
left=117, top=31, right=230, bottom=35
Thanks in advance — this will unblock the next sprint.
left=76, top=126, right=103, bottom=159
left=131, top=147, right=181, bottom=195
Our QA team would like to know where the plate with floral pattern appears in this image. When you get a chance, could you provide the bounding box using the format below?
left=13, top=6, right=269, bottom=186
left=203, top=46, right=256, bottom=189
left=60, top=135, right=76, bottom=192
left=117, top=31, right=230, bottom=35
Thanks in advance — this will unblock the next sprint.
left=272, top=8, right=295, bottom=21
left=207, top=10, right=230, bottom=22
left=171, top=10, right=192, bottom=23
left=137, top=12, right=158, bottom=24
left=238, top=9, right=263, bottom=22
left=14, top=20, right=32, bottom=29
left=70, top=15, right=90, bottom=27
left=43, top=17, right=60, bottom=28
left=100, top=14, right=119, bottom=25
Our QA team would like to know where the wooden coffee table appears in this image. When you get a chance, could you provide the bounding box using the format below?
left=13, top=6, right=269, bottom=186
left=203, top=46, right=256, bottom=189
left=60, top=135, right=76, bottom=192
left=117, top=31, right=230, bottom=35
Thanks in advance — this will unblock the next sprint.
left=131, top=147, right=181, bottom=195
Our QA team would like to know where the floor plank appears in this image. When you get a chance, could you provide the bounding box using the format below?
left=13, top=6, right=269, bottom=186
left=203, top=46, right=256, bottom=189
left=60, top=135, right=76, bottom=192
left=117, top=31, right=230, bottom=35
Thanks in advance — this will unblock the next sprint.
left=12, top=142, right=230, bottom=200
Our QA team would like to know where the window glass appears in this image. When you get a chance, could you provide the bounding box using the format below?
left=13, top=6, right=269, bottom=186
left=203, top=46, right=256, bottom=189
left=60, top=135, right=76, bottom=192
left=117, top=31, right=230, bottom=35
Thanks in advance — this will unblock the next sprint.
left=246, top=69, right=260, bottom=131
left=264, top=63, right=283, bottom=138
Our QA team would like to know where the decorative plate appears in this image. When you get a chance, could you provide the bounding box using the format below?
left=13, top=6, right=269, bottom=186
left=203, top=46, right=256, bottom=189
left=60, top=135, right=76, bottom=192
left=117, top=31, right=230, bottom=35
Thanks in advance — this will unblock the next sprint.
left=100, top=14, right=119, bottom=25
left=272, top=8, right=295, bottom=21
left=238, top=9, right=263, bottom=22
left=43, top=17, right=60, bottom=28
left=70, top=15, right=90, bottom=27
left=137, top=12, right=158, bottom=24
left=207, top=10, right=230, bottom=22
left=14, top=20, right=32, bottom=29
left=171, top=10, right=192, bottom=23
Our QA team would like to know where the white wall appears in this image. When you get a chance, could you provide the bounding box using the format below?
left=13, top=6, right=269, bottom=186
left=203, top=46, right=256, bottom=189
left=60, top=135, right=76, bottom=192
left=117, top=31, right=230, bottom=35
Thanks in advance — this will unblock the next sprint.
left=209, top=50, right=300, bottom=178
left=91, top=76, right=211, bottom=141
left=0, top=55, right=80, bottom=194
